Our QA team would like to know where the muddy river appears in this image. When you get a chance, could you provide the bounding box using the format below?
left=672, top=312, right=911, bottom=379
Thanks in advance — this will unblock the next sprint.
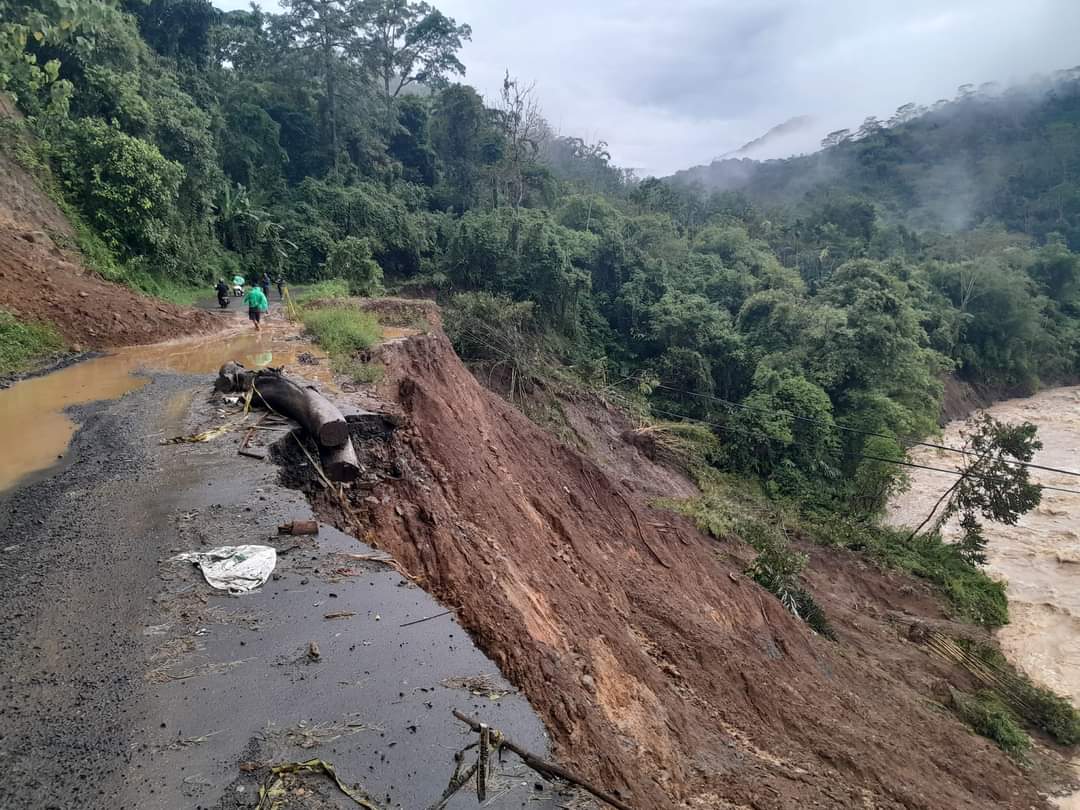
left=889, top=385, right=1080, bottom=804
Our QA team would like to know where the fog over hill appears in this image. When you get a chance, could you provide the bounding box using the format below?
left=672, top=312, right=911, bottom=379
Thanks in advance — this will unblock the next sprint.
left=668, top=68, right=1080, bottom=244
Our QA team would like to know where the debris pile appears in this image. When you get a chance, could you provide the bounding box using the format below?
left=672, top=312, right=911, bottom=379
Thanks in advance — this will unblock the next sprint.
left=216, top=361, right=360, bottom=482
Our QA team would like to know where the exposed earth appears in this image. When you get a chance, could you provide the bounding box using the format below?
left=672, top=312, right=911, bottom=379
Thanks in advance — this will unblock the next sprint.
left=0, top=132, right=216, bottom=354
left=0, top=310, right=585, bottom=810
left=0, top=288, right=1076, bottom=808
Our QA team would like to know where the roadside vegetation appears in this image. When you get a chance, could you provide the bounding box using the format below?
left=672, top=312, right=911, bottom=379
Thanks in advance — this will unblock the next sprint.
left=298, top=306, right=380, bottom=361
left=293, top=279, right=350, bottom=307
left=0, top=309, right=65, bottom=376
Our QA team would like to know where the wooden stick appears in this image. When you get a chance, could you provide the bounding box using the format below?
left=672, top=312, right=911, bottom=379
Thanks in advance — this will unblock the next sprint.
left=399, top=609, right=452, bottom=627
left=426, top=760, right=476, bottom=810
left=451, top=710, right=634, bottom=810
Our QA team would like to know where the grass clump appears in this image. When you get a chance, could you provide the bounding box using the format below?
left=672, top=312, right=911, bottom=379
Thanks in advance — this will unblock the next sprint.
left=295, top=279, right=350, bottom=306
left=0, top=309, right=65, bottom=376
left=1026, top=687, right=1080, bottom=745
left=950, top=687, right=1031, bottom=759
left=300, top=305, right=380, bottom=360
left=863, top=525, right=1009, bottom=626
left=663, top=478, right=834, bottom=638
left=955, top=639, right=1080, bottom=745
left=332, top=356, right=384, bottom=385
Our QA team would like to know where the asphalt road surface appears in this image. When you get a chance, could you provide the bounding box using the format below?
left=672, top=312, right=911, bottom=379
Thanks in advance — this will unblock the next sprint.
left=0, top=367, right=573, bottom=810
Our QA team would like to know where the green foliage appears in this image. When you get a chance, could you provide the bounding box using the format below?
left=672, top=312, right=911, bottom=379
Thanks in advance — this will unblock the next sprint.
left=665, top=478, right=833, bottom=637
left=49, top=117, right=183, bottom=257
left=950, top=688, right=1031, bottom=759
left=295, top=278, right=350, bottom=305
left=954, top=639, right=1080, bottom=745
left=860, top=524, right=1009, bottom=626
left=0, top=309, right=65, bottom=375
left=444, top=291, right=537, bottom=364
left=299, top=304, right=381, bottom=359
left=332, top=356, right=384, bottom=384
left=909, top=413, right=1043, bottom=566
left=671, top=72, right=1080, bottom=248
left=325, top=236, right=384, bottom=296
left=742, top=520, right=833, bottom=638
left=1026, top=687, right=1080, bottom=746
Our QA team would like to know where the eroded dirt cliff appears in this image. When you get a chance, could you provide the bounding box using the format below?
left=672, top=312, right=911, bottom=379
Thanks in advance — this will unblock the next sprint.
left=297, top=305, right=1054, bottom=809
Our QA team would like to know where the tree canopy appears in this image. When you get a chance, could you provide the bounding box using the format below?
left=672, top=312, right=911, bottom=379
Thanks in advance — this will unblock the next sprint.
left=1, top=0, right=1078, bottom=518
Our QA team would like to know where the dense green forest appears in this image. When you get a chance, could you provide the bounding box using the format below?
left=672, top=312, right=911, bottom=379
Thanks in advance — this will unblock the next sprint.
left=3, top=0, right=1080, bottom=521
left=671, top=73, right=1080, bottom=248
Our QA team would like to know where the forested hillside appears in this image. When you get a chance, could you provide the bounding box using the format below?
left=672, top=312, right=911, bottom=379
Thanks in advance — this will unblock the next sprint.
left=3, top=0, right=1080, bottom=518
left=672, top=71, right=1080, bottom=245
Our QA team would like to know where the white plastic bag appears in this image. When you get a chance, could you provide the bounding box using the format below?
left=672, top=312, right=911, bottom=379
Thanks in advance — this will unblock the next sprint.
left=172, top=545, right=276, bottom=593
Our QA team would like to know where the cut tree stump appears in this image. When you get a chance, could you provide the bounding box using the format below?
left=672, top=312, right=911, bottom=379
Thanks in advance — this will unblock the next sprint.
left=320, top=438, right=360, bottom=483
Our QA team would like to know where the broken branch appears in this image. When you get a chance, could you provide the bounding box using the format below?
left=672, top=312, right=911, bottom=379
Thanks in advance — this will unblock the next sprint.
left=450, top=710, right=633, bottom=810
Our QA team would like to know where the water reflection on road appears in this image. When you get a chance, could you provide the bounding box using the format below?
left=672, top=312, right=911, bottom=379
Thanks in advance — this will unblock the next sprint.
left=0, top=313, right=328, bottom=492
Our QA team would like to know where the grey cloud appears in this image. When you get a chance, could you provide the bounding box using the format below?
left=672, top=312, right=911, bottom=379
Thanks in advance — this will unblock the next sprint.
left=218, top=0, right=1080, bottom=175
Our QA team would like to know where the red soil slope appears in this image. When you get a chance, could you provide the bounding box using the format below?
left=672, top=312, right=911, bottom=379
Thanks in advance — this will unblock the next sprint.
left=318, top=316, right=1052, bottom=809
left=0, top=108, right=215, bottom=349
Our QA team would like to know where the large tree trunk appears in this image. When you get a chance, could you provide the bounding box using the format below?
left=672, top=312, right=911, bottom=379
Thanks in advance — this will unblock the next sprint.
left=320, top=437, right=360, bottom=482
left=217, top=363, right=349, bottom=447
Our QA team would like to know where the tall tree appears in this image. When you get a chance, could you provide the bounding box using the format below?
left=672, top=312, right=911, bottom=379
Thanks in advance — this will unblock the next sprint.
left=494, top=71, right=548, bottom=208
left=906, top=414, right=1042, bottom=565
left=279, top=0, right=361, bottom=173
left=359, top=0, right=470, bottom=99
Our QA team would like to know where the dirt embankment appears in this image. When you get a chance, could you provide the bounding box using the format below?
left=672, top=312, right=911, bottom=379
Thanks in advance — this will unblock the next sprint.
left=0, top=102, right=215, bottom=349
left=296, top=308, right=1054, bottom=809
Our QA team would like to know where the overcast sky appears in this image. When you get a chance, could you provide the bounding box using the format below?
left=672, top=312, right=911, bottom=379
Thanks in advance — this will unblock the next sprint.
left=215, top=0, right=1080, bottom=176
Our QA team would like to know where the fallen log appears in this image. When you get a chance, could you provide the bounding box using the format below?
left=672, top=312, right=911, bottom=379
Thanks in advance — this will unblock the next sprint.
left=320, top=437, right=360, bottom=482
left=217, top=363, right=348, bottom=447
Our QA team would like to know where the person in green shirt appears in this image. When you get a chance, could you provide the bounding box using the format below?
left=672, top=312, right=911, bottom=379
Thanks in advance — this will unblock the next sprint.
left=243, top=285, right=269, bottom=330
left=231, top=274, right=245, bottom=296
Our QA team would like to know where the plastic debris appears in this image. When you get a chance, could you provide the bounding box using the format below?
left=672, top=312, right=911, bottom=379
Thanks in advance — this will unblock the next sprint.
left=160, top=422, right=234, bottom=445
left=172, top=545, right=276, bottom=593
left=256, top=758, right=381, bottom=810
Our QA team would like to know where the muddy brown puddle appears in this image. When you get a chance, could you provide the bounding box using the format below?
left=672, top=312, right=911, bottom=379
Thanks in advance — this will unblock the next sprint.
left=0, top=317, right=330, bottom=492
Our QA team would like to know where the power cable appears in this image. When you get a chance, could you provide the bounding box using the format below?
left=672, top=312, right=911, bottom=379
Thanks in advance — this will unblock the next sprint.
left=451, top=328, right=1080, bottom=494
left=635, top=403, right=1080, bottom=498
left=651, top=382, right=1080, bottom=480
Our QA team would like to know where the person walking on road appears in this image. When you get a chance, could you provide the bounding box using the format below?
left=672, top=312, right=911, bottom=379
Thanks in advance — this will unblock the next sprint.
left=243, top=284, right=269, bottom=331
left=275, top=274, right=285, bottom=299
left=260, top=272, right=272, bottom=301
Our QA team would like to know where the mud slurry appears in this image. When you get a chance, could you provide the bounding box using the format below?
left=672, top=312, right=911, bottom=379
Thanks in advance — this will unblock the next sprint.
left=0, top=365, right=570, bottom=809
left=0, top=313, right=331, bottom=492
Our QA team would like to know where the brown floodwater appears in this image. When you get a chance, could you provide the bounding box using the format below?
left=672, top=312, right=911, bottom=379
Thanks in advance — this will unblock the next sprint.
left=888, top=386, right=1080, bottom=804
left=0, top=318, right=329, bottom=493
